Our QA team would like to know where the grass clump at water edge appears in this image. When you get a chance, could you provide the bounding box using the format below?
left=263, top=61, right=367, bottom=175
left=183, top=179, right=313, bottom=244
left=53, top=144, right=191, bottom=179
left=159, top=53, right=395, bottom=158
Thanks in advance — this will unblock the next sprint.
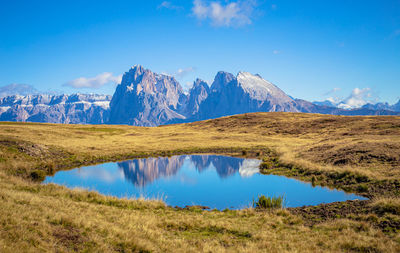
left=253, top=195, right=285, bottom=209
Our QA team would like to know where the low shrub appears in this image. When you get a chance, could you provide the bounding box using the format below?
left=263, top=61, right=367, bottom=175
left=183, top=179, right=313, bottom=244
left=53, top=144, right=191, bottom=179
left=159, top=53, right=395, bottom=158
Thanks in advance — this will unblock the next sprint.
left=30, top=170, right=46, bottom=181
left=357, top=184, right=368, bottom=192
left=260, top=161, right=274, bottom=170
left=253, top=195, right=284, bottom=209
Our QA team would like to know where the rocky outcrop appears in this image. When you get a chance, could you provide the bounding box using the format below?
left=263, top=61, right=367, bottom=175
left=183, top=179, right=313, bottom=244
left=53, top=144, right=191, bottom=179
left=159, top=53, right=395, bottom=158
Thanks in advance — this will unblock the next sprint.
left=108, top=65, right=187, bottom=126
left=184, top=79, right=210, bottom=117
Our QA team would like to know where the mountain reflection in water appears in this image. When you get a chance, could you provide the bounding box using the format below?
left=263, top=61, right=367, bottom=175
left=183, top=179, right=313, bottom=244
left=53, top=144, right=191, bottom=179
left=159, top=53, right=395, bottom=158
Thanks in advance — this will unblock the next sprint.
left=44, top=154, right=367, bottom=209
left=118, top=155, right=261, bottom=187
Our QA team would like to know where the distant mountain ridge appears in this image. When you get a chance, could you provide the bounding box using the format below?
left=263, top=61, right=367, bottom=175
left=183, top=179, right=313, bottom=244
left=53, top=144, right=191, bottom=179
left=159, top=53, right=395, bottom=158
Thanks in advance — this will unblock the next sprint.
left=0, top=65, right=398, bottom=125
left=313, top=99, right=400, bottom=112
left=0, top=94, right=111, bottom=124
left=361, top=101, right=400, bottom=112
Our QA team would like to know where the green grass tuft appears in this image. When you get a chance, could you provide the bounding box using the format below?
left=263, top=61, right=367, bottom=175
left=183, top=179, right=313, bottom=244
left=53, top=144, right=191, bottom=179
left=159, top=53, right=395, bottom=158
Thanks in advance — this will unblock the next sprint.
left=253, top=195, right=284, bottom=209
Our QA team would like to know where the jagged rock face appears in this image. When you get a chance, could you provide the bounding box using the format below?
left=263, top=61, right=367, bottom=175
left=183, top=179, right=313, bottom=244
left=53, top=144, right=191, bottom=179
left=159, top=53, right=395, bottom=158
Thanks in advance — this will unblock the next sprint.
left=109, top=65, right=187, bottom=126
left=184, top=79, right=210, bottom=117
left=0, top=94, right=111, bottom=124
left=191, top=71, right=299, bottom=121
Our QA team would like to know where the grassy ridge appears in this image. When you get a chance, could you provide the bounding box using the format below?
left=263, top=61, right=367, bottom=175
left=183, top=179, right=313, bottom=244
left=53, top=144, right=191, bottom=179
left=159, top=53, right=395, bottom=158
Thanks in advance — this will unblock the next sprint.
left=0, top=112, right=400, bottom=252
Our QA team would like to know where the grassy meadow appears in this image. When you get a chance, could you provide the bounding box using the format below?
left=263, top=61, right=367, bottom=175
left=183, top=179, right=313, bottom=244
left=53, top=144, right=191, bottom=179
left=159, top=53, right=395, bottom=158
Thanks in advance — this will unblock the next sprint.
left=0, top=112, right=399, bottom=252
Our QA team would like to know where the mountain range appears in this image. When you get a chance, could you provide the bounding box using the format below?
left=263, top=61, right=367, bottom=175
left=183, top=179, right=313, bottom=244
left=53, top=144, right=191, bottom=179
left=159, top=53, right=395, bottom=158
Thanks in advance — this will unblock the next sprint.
left=313, top=99, right=400, bottom=112
left=0, top=65, right=399, bottom=126
left=0, top=94, right=111, bottom=124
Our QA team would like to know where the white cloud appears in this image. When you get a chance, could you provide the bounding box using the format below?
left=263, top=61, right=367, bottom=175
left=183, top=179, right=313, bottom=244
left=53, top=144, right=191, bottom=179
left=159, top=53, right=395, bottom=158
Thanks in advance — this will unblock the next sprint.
left=192, top=0, right=257, bottom=27
left=64, top=72, right=122, bottom=89
left=162, top=67, right=196, bottom=79
left=175, top=67, right=195, bottom=78
left=337, top=88, right=374, bottom=109
left=192, top=0, right=210, bottom=19
left=158, top=1, right=182, bottom=10
left=326, top=97, right=338, bottom=103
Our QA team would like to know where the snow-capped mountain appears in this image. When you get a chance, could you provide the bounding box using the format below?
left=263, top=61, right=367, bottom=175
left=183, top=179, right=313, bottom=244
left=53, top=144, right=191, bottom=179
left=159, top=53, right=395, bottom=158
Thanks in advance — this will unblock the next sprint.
left=313, top=99, right=400, bottom=112
left=312, top=100, right=337, bottom=107
left=0, top=94, right=111, bottom=124
left=187, top=71, right=300, bottom=122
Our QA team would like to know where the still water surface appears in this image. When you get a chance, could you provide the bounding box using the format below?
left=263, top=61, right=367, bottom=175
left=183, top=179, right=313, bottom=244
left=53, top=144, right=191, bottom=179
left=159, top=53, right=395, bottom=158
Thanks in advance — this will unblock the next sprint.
left=44, top=155, right=366, bottom=209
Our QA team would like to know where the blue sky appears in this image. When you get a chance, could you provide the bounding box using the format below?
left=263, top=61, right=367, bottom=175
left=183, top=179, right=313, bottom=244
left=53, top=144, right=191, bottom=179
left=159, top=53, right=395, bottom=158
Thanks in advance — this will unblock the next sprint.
left=0, top=0, right=399, bottom=105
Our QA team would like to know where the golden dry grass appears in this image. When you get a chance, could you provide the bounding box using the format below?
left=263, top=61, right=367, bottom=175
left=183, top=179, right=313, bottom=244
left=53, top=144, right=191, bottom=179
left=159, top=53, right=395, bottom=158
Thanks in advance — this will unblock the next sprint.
left=0, top=112, right=400, bottom=252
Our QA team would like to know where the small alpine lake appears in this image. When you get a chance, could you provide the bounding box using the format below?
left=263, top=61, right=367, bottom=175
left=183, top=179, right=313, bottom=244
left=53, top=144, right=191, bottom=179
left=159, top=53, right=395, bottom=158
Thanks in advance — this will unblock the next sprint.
left=44, top=155, right=367, bottom=210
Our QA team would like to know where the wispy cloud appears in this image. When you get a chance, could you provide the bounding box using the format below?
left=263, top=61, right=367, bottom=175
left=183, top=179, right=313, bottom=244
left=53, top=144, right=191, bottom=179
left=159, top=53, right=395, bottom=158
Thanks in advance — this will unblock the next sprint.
left=323, top=87, right=341, bottom=96
left=323, top=88, right=342, bottom=104
left=191, top=0, right=258, bottom=27
left=0, top=83, right=40, bottom=97
left=337, top=88, right=375, bottom=109
left=158, top=1, right=182, bottom=10
left=175, top=67, right=196, bottom=78
left=162, top=67, right=196, bottom=79
left=272, top=50, right=280, bottom=55
left=64, top=72, right=122, bottom=89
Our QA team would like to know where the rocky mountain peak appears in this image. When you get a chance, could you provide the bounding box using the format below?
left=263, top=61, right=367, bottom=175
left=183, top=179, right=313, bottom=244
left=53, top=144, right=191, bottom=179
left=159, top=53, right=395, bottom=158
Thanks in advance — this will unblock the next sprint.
left=193, top=78, right=209, bottom=89
left=236, top=71, right=292, bottom=102
left=109, top=66, right=187, bottom=126
left=211, top=71, right=235, bottom=92
left=184, top=79, right=210, bottom=117
left=130, top=64, right=145, bottom=74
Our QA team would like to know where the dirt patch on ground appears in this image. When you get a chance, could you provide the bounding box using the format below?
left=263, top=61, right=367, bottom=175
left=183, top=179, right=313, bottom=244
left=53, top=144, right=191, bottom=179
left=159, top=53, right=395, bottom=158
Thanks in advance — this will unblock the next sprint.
left=52, top=226, right=88, bottom=251
left=288, top=200, right=371, bottom=226
left=289, top=200, right=400, bottom=234
left=0, top=138, right=66, bottom=160
left=302, top=142, right=400, bottom=168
